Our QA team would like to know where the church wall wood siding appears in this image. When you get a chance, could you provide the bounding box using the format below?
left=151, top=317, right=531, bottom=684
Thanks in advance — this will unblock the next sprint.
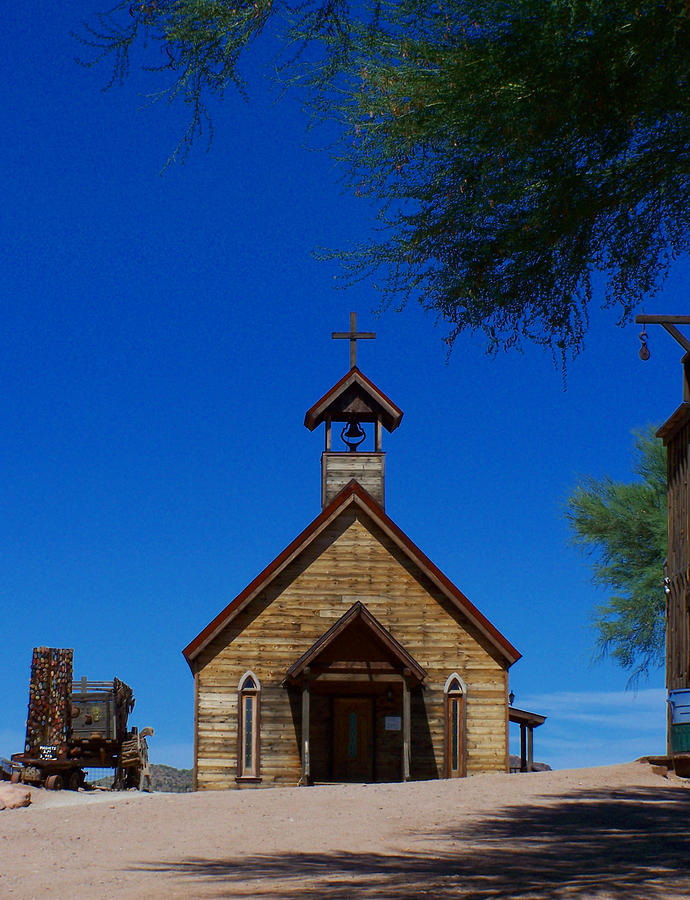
left=194, top=509, right=509, bottom=789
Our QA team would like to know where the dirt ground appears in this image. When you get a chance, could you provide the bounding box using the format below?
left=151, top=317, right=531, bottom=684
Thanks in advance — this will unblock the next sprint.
left=2, top=760, right=690, bottom=899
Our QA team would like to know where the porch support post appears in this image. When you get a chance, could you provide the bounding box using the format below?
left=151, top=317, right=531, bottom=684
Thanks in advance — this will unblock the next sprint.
left=527, top=726, right=534, bottom=773
left=301, top=668, right=311, bottom=785
left=520, top=723, right=527, bottom=773
left=402, top=670, right=411, bottom=782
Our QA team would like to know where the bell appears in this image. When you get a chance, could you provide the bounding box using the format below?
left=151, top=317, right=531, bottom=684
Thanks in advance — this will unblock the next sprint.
left=341, top=419, right=366, bottom=451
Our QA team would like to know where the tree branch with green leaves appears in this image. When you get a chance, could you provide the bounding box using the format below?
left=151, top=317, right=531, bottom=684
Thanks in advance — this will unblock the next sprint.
left=78, top=0, right=690, bottom=359
left=566, top=426, right=667, bottom=685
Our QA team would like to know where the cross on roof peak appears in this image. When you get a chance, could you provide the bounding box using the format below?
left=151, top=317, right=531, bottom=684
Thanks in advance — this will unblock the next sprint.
left=331, top=312, right=376, bottom=369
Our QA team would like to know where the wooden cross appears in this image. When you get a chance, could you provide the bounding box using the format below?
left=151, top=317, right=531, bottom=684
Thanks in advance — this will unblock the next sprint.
left=332, top=312, right=376, bottom=368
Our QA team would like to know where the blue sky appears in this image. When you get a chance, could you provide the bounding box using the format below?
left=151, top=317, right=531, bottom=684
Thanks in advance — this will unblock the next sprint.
left=1, top=3, right=687, bottom=772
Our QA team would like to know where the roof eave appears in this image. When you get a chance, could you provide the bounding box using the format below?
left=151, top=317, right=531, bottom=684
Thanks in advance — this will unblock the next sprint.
left=657, top=402, right=690, bottom=445
left=183, top=479, right=521, bottom=669
left=304, top=367, right=403, bottom=432
left=347, top=488, right=522, bottom=666
left=182, top=483, right=362, bottom=666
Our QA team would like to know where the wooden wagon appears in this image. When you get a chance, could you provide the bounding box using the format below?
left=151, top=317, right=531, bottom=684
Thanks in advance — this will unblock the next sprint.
left=11, top=648, right=153, bottom=791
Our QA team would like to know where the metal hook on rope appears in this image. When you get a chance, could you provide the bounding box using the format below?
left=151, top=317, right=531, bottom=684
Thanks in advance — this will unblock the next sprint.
left=639, top=329, right=650, bottom=361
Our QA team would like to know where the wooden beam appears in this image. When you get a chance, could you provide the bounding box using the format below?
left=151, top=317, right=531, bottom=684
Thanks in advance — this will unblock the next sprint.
left=520, top=723, right=527, bottom=773
left=663, top=324, right=690, bottom=354
left=635, top=315, right=690, bottom=354
left=312, top=672, right=404, bottom=683
left=301, top=671, right=311, bottom=785
left=527, top=726, right=534, bottom=773
left=312, top=660, right=398, bottom=673
left=635, top=315, right=690, bottom=325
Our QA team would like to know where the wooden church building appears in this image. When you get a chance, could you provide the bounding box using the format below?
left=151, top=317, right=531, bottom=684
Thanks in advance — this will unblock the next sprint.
left=183, top=317, right=526, bottom=789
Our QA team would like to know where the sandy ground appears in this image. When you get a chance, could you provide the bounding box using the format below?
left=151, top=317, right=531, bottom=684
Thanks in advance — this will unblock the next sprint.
left=2, top=761, right=690, bottom=899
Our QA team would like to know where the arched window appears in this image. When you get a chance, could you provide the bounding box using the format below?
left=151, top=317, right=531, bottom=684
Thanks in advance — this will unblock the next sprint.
left=237, top=672, right=261, bottom=780
left=444, top=674, right=465, bottom=778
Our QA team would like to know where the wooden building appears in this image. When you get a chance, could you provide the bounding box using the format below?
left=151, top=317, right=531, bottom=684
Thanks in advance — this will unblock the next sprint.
left=183, top=327, right=527, bottom=788
left=658, top=354, right=690, bottom=699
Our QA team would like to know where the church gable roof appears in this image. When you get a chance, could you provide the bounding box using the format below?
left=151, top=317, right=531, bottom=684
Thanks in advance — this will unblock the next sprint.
left=182, top=480, right=521, bottom=667
left=304, top=367, right=403, bottom=432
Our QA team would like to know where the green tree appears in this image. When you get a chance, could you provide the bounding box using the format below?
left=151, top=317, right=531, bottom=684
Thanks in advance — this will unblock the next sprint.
left=81, top=1, right=690, bottom=358
left=565, top=426, right=667, bottom=684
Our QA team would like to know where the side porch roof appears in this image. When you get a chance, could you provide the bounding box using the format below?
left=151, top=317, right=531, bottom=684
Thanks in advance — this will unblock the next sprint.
left=509, top=707, right=547, bottom=728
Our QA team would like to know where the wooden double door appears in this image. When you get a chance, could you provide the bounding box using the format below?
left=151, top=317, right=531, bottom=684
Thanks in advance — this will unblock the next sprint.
left=332, top=697, right=374, bottom=782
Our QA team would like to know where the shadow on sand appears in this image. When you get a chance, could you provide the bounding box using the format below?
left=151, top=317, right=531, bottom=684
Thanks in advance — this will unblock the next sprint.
left=134, top=785, right=690, bottom=898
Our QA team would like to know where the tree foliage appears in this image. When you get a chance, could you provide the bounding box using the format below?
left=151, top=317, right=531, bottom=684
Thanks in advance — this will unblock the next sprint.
left=565, top=426, right=667, bottom=684
left=80, top=1, right=690, bottom=357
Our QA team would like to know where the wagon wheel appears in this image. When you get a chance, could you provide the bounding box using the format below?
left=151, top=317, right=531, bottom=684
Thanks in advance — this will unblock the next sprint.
left=66, top=769, right=83, bottom=791
left=45, top=774, right=63, bottom=791
left=113, top=764, right=125, bottom=791
left=674, top=755, right=690, bottom=778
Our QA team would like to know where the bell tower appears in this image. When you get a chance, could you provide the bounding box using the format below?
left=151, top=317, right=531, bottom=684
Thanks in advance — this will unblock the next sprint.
left=304, top=313, right=403, bottom=509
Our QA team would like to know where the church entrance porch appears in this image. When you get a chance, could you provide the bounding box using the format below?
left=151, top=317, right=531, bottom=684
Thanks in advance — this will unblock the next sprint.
left=284, top=601, right=426, bottom=785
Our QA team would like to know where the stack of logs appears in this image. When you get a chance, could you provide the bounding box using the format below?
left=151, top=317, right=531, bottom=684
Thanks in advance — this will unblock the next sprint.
left=120, top=735, right=144, bottom=768
left=113, top=678, right=135, bottom=741
left=25, top=648, right=73, bottom=759
left=117, top=726, right=154, bottom=790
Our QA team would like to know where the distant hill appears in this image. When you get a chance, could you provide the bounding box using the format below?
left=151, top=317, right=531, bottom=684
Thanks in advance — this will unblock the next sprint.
left=149, top=764, right=193, bottom=792
left=91, top=764, right=193, bottom=792
left=95, top=760, right=550, bottom=791
left=509, top=754, right=551, bottom=773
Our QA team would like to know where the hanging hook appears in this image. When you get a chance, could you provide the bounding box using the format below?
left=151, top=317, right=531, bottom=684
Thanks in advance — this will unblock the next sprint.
left=639, top=329, right=650, bottom=361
